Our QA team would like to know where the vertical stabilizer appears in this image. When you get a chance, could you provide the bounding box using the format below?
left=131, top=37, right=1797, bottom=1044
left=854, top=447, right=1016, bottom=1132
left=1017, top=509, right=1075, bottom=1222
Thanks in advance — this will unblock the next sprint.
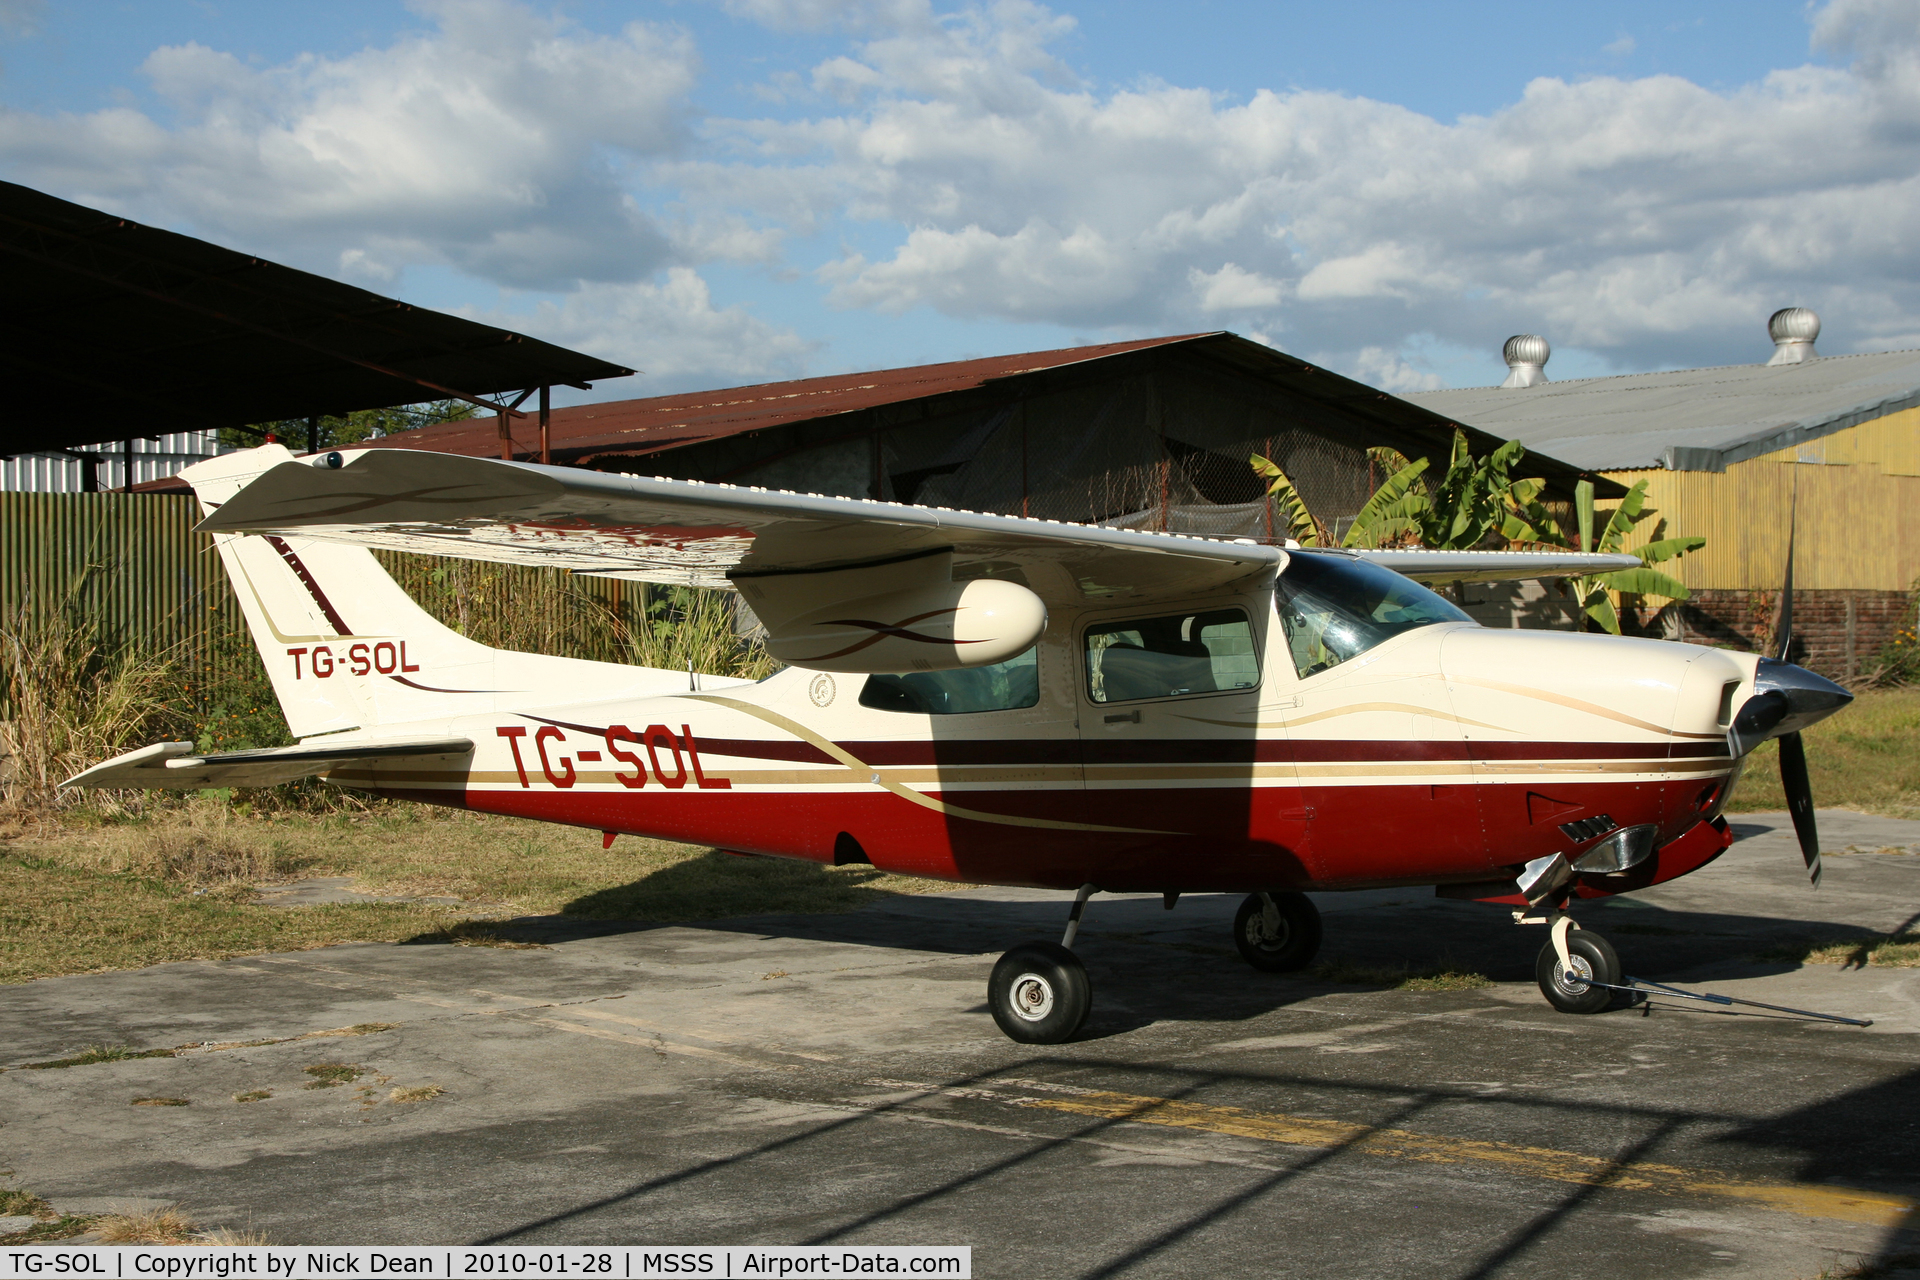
left=181, top=446, right=681, bottom=737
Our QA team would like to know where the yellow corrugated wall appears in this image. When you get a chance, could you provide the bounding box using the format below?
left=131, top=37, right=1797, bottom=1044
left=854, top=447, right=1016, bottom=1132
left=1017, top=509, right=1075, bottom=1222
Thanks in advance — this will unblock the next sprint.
left=1606, top=407, right=1920, bottom=591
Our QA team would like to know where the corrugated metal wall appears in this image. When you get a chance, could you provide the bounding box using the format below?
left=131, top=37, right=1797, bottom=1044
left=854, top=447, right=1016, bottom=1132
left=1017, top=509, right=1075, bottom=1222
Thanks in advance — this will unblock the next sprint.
left=1, top=432, right=227, bottom=493
left=1, top=494, right=670, bottom=711
left=0, top=493, right=242, bottom=687
left=1610, top=407, right=1920, bottom=591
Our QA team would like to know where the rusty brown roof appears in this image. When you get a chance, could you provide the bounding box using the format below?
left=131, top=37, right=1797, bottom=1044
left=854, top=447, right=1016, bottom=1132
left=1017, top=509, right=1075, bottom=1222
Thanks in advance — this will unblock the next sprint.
left=351, top=333, right=1215, bottom=466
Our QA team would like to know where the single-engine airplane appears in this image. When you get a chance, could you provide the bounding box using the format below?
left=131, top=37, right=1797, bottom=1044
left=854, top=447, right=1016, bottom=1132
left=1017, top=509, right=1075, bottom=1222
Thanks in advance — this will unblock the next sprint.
left=67, top=444, right=1853, bottom=1042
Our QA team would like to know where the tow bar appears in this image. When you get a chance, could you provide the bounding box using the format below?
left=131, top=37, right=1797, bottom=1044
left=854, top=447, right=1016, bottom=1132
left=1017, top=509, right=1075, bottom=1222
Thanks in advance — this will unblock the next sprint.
left=1579, top=975, right=1873, bottom=1027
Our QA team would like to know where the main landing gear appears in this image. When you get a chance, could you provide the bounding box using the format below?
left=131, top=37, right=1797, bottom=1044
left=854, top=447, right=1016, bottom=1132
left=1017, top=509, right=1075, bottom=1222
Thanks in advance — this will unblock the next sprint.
left=986, top=887, right=1325, bottom=1044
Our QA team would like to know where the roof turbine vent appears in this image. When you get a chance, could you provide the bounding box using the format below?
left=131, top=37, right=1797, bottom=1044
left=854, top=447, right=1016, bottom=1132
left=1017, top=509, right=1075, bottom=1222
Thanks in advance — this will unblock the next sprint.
left=1500, top=334, right=1550, bottom=388
left=1767, top=307, right=1820, bottom=366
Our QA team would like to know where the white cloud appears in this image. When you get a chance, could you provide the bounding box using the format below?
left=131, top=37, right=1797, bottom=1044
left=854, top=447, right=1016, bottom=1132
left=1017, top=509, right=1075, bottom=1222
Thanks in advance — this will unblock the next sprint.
left=699, top=0, right=1920, bottom=376
left=0, top=0, right=697, bottom=289
left=1348, top=346, right=1445, bottom=394
left=1603, top=34, right=1636, bottom=56
left=1190, top=262, right=1284, bottom=311
left=478, top=268, right=818, bottom=392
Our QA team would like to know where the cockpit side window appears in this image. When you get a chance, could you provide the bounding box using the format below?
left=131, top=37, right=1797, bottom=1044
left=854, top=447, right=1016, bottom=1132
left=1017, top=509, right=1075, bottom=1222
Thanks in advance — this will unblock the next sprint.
left=860, top=647, right=1040, bottom=715
left=1273, top=553, right=1470, bottom=679
left=1084, top=609, right=1258, bottom=703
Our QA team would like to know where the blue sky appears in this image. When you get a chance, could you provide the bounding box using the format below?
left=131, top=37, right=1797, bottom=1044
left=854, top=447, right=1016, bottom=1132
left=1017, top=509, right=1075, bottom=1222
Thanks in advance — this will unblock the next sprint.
left=1, top=0, right=1912, bottom=405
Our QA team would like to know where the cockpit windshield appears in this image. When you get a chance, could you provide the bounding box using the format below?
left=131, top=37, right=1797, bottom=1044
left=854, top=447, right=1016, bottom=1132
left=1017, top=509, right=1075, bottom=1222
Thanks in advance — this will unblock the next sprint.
left=1273, top=552, right=1471, bottom=678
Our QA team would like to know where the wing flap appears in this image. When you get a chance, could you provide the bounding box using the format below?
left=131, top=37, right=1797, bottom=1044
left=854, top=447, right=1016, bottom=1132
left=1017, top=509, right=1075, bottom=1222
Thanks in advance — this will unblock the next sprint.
left=63, top=738, right=475, bottom=791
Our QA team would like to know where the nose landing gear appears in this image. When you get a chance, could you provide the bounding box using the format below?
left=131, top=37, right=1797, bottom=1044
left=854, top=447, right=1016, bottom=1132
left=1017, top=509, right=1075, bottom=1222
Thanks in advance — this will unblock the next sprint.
left=1535, top=925, right=1622, bottom=1014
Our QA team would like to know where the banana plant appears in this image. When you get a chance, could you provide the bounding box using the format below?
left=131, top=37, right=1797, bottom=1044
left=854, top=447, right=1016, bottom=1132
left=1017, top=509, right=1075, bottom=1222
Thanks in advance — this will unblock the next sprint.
left=1248, top=455, right=1325, bottom=545
left=1503, top=478, right=1704, bottom=633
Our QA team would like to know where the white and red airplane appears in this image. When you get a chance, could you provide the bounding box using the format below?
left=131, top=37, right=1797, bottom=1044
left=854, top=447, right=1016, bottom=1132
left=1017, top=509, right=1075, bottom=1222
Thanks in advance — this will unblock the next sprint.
left=68, top=444, right=1851, bottom=1042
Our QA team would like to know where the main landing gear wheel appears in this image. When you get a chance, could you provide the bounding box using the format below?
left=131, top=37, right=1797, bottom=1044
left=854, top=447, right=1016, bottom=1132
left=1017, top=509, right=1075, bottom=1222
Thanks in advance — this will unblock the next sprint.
left=1233, top=892, right=1322, bottom=972
left=1536, top=930, right=1621, bottom=1015
left=989, top=942, right=1092, bottom=1044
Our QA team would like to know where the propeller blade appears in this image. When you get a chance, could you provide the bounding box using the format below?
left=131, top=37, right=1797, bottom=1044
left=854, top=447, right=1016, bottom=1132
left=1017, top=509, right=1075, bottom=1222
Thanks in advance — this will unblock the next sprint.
left=1775, top=490, right=1796, bottom=662
left=1777, top=730, right=1821, bottom=888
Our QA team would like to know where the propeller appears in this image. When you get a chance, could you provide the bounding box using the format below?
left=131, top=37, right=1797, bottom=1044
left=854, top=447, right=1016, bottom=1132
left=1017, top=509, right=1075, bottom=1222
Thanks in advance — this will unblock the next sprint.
left=1771, top=496, right=1821, bottom=888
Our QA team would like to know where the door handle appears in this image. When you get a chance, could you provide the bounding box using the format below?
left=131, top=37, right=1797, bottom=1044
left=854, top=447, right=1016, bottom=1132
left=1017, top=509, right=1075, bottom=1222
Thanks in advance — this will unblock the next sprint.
left=1104, top=710, right=1141, bottom=724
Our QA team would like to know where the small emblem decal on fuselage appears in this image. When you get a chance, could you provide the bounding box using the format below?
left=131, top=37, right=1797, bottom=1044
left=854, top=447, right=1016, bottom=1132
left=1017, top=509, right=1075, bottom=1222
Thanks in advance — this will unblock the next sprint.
left=810, top=674, right=836, bottom=707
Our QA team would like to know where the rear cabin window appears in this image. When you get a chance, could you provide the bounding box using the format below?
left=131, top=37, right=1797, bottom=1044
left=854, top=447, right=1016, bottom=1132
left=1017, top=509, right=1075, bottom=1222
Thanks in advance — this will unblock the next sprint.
left=859, top=648, right=1040, bottom=715
left=1273, top=552, right=1470, bottom=679
left=1084, top=609, right=1258, bottom=703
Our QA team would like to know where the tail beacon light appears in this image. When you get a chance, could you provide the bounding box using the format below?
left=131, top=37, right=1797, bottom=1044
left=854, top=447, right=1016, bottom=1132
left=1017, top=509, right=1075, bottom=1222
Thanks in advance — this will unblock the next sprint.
left=765, top=577, right=1046, bottom=673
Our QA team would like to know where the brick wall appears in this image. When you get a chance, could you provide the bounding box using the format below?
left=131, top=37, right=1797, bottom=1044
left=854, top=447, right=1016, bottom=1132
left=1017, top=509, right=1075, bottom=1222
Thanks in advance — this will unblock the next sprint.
left=1640, top=589, right=1913, bottom=685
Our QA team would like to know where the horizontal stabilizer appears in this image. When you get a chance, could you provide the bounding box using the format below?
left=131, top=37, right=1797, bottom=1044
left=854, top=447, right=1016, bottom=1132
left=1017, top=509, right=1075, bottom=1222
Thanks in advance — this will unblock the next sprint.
left=62, top=738, right=474, bottom=791
left=1346, top=549, right=1643, bottom=584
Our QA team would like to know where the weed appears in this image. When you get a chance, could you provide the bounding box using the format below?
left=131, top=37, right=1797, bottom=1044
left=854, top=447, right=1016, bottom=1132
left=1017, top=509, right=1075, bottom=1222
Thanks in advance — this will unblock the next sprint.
left=762, top=970, right=790, bottom=980
left=0, top=1188, right=50, bottom=1219
left=389, top=1085, right=444, bottom=1104
left=129, top=1097, right=189, bottom=1107
left=233, top=1090, right=271, bottom=1103
left=199, top=1227, right=271, bottom=1245
left=402, top=920, right=549, bottom=950
left=1307, top=959, right=1494, bottom=990
left=20, top=1045, right=175, bottom=1070
left=302, top=1063, right=363, bottom=1088
left=0, top=1215, right=97, bottom=1244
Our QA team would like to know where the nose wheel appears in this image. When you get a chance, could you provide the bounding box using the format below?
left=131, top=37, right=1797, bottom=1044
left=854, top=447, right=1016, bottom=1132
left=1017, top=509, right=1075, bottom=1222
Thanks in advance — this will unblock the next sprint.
left=1535, top=928, right=1621, bottom=1014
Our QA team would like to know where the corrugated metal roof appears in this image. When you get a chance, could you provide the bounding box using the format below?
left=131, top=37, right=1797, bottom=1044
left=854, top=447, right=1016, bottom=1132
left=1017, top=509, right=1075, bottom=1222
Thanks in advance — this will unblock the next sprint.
left=1403, top=348, right=1920, bottom=472
left=0, top=181, right=635, bottom=454
left=354, top=333, right=1216, bottom=465
left=344, top=330, right=1618, bottom=495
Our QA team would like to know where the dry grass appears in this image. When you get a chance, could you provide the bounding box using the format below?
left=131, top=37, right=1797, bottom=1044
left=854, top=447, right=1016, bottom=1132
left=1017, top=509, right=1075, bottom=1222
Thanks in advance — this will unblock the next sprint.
left=130, top=1097, right=189, bottom=1107
left=1757, top=931, right=1920, bottom=969
left=2, top=804, right=965, bottom=984
left=96, top=1206, right=198, bottom=1244
left=1727, top=687, right=1920, bottom=818
left=233, top=1089, right=271, bottom=1103
left=403, top=920, right=549, bottom=949
left=389, top=1085, right=444, bottom=1103
left=0, top=608, right=188, bottom=813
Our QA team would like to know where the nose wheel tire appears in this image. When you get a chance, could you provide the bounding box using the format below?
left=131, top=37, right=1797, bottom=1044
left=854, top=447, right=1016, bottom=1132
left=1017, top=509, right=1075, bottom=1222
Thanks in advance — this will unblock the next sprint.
left=1233, top=891, right=1322, bottom=972
left=1535, top=930, right=1621, bottom=1014
left=988, top=942, right=1092, bottom=1043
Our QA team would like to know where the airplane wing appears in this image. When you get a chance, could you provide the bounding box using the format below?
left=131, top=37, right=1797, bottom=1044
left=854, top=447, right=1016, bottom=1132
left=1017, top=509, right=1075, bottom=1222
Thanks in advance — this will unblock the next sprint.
left=1344, top=549, right=1643, bottom=584
left=195, top=448, right=1637, bottom=595
left=62, top=738, right=475, bottom=791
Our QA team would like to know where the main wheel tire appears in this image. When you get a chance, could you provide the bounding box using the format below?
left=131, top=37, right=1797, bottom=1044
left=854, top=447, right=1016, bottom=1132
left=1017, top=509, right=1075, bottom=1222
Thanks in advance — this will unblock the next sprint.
left=1233, top=892, right=1322, bottom=972
left=1535, top=930, right=1621, bottom=1014
left=988, top=942, right=1092, bottom=1044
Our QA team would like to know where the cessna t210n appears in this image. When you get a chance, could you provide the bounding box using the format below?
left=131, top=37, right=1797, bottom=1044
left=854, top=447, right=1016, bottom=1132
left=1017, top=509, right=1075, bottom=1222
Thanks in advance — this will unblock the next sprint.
left=69, top=444, right=1853, bottom=1043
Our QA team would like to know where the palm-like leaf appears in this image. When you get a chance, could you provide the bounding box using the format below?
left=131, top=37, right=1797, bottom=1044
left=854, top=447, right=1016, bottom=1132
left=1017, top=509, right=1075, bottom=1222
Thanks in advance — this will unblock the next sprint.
left=1342, top=456, right=1431, bottom=547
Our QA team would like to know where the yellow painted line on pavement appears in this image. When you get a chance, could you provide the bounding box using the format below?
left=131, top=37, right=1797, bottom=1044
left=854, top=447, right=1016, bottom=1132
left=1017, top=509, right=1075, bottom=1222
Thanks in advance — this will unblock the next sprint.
left=1006, top=1087, right=1914, bottom=1228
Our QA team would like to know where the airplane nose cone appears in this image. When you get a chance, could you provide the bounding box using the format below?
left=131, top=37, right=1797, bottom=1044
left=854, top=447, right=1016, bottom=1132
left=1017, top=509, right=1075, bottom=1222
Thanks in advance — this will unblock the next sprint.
left=1727, top=658, right=1853, bottom=756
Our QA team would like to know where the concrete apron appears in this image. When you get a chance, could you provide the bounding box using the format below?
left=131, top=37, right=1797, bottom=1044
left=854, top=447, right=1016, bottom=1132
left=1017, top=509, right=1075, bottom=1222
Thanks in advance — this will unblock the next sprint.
left=2, top=810, right=1917, bottom=1280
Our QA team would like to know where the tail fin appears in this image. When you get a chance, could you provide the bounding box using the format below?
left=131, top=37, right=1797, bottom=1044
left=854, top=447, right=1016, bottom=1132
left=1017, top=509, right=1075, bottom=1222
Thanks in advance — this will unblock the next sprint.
left=183, top=445, right=679, bottom=737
